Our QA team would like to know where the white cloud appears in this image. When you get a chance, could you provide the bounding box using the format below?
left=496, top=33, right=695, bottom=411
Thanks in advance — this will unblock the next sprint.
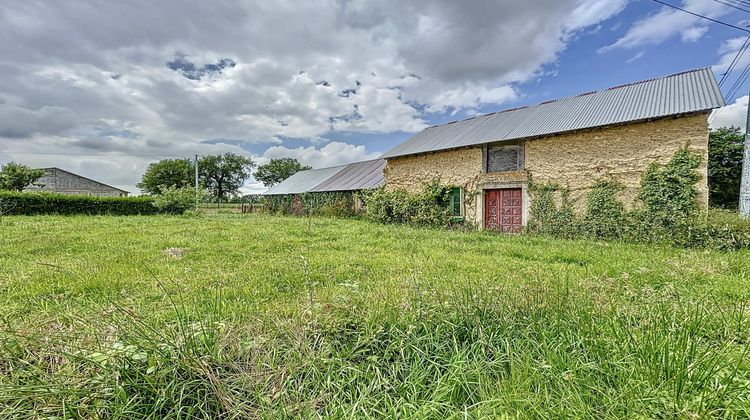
left=626, top=51, right=645, bottom=63
left=710, top=95, right=748, bottom=131
left=425, top=85, right=517, bottom=114
left=262, top=141, right=381, bottom=169
left=600, top=0, right=728, bottom=52
left=714, top=37, right=750, bottom=74
left=0, top=0, right=628, bottom=193
left=680, top=26, right=708, bottom=43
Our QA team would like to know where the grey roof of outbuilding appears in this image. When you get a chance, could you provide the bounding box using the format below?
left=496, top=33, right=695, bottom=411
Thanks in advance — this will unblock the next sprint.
left=39, top=167, right=130, bottom=192
left=311, top=159, right=386, bottom=192
left=381, top=68, right=725, bottom=159
left=263, top=165, right=345, bottom=195
left=262, top=159, right=385, bottom=195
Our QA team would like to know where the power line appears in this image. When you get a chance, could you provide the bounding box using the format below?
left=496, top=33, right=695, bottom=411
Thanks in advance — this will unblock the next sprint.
left=711, top=58, right=750, bottom=125
left=0, top=150, right=186, bottom=159
left=653, top=0, right=750, bottom=126
left=719, top=35, right=750, bottom=88
left=727, top=60, right=750, bottom=99
left=650, top=0, right=750, bottom=33
left=712, top=0, right=750, bottom=14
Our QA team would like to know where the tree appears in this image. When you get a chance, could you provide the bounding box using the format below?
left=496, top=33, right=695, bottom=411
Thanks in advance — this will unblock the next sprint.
left=708, top=127, right=744, bottom=209
left=137, top=158, right=194, bottom=195
left=254, top=158, right=312, bottom=187
left=0, top=162, right=45, bottom=191
left=199, top=153, right=255, bottom=201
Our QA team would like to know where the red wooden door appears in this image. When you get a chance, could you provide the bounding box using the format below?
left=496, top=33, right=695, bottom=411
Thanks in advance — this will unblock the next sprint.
left=485, top=188, right=523, bottom=233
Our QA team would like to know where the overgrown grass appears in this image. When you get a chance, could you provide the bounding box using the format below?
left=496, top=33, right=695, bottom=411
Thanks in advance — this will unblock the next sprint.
left=1, top=214, right=749, bottom=417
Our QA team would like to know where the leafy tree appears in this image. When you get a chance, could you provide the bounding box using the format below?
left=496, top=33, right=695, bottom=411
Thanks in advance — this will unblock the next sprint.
left=199, top=153, right=255, bottom=201
left=0, top=162, right=45, bottom=191
left=708, top=127, right=744, bottom=209
left=254, top=158, right=311, bottom=187
left=137, top=158, right=194, bottom=195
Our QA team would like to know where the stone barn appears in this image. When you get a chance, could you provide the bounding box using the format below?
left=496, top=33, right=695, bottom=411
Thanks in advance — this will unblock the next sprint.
left=24, top=167, right=129, bottom=197
left=380, top=68, right=725, bottom=232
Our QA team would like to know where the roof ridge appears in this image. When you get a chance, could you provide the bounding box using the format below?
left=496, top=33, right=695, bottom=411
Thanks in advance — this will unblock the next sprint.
left=38, top=167, right=129, bottom=192
left=425, top=67, right=713, bottom=129
left=294, top=157, right=385, bottom=172
left=381, top=66, right=723, bottom=159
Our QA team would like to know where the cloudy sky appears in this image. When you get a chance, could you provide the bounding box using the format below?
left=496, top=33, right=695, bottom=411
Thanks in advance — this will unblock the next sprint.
left=1, top=0, right=749, bottom=194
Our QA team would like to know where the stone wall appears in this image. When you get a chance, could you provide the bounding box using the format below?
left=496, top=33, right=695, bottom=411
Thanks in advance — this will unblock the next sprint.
left=383, top=112, right=710, bottom=227
left=384, top=147, right=528, bottom=226
left=25, top=168, right=128, bottom=197
left=525, top=113, right=709, bottom=208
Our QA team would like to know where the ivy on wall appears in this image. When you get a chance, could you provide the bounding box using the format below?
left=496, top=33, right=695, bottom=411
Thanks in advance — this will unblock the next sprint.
left=361, top=181, right=457, bottom=226
left=263, top=191, right=356, bottom=217
left=528, top=147, right=750, bottom=250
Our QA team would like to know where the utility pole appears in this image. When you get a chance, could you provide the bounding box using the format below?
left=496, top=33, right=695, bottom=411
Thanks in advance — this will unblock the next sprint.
left=194, top=154, right=200, bottom=209
left=741, top=95, right=750, bottom=217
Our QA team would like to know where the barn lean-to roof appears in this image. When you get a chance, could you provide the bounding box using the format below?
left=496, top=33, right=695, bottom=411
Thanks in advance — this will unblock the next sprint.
left=262, top=159, right=385, bottom=195
left=381, top=67, right=725, bottom=159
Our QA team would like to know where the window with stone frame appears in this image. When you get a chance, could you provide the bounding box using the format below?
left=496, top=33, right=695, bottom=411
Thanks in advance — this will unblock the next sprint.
left=485, top=144, right=524, bottom=172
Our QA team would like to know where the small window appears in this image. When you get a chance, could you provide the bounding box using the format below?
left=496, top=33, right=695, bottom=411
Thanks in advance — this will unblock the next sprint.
left=439, top=187, right=462, bottom=217
left=487, top=145, right=523, bottom=172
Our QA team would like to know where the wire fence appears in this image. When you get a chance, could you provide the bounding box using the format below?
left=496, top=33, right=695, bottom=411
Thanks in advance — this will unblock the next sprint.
left=198, top=202, right=265, bottom=213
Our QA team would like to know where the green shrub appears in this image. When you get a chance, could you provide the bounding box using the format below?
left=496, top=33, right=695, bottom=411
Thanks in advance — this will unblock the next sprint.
left=527, top=180, right=578, bottom=238
left=652, top=209, right=750, bottom=250
left=302, top=192, right=356, bottom=218
left=151, top=186, right=201, bottom=214
left=708, top=127, right=744, bottom=209
left=638, top=147, right=701, bottom=228
left=263, top=191, right=356, bottom=217
left=362, top=182, right=452, bottom=227
left=263, top=194, right=297, bottom=215
left=0, top=191, right=160, bottom=215
left=582, top=180, right=628, bottom=239
left=528, top=147, right=750, bottom=250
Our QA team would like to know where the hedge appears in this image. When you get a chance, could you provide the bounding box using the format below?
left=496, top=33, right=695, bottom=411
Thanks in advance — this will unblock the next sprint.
left=0, top=191, right=161, bottom=216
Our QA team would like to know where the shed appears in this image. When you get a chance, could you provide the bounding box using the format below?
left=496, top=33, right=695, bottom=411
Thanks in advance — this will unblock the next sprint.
left=24, top=167, right=129, bottom=197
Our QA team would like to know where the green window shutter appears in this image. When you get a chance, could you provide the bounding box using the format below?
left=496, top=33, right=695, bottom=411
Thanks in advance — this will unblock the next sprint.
left=451, top=187, right=461, bottom=216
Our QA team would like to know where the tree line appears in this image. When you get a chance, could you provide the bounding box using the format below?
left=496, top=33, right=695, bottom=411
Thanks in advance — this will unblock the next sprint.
left=0, top=128, right=746, bottom=206
left=0, top=153, right=311, bottom=201
left=137, top=154, right=310, bottom=201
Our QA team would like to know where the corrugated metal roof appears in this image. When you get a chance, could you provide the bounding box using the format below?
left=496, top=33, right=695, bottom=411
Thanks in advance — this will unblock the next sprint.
left=382, top=68, right=725, bottom=159
left=262, top=165, right=345, bottom=195
left=312, top=159, right=385, bottom=192
left=262, top=159, right=385, bottom=195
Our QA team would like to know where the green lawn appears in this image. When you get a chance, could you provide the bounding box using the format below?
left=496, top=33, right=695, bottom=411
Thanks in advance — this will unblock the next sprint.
left=1, top=214, right=749, bottom=418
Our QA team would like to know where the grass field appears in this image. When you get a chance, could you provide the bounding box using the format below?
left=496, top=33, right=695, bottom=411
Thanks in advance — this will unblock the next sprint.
left=1, top=214, right=749, bottom=418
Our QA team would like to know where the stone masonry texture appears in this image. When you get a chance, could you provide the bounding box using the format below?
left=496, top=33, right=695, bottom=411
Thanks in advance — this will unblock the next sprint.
left=383, top=113, right=710, bottom=227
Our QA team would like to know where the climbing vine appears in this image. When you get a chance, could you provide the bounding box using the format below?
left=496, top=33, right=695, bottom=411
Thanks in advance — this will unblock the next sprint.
left=263, top=191, right=356, bottom=217
left=361, top=180, right=455, bottom=226
left=527, top=147, right=749, bottom=250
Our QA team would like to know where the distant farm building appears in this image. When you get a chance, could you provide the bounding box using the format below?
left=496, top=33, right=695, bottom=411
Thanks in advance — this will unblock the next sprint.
left=24, top=167, right=129, bottom=197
